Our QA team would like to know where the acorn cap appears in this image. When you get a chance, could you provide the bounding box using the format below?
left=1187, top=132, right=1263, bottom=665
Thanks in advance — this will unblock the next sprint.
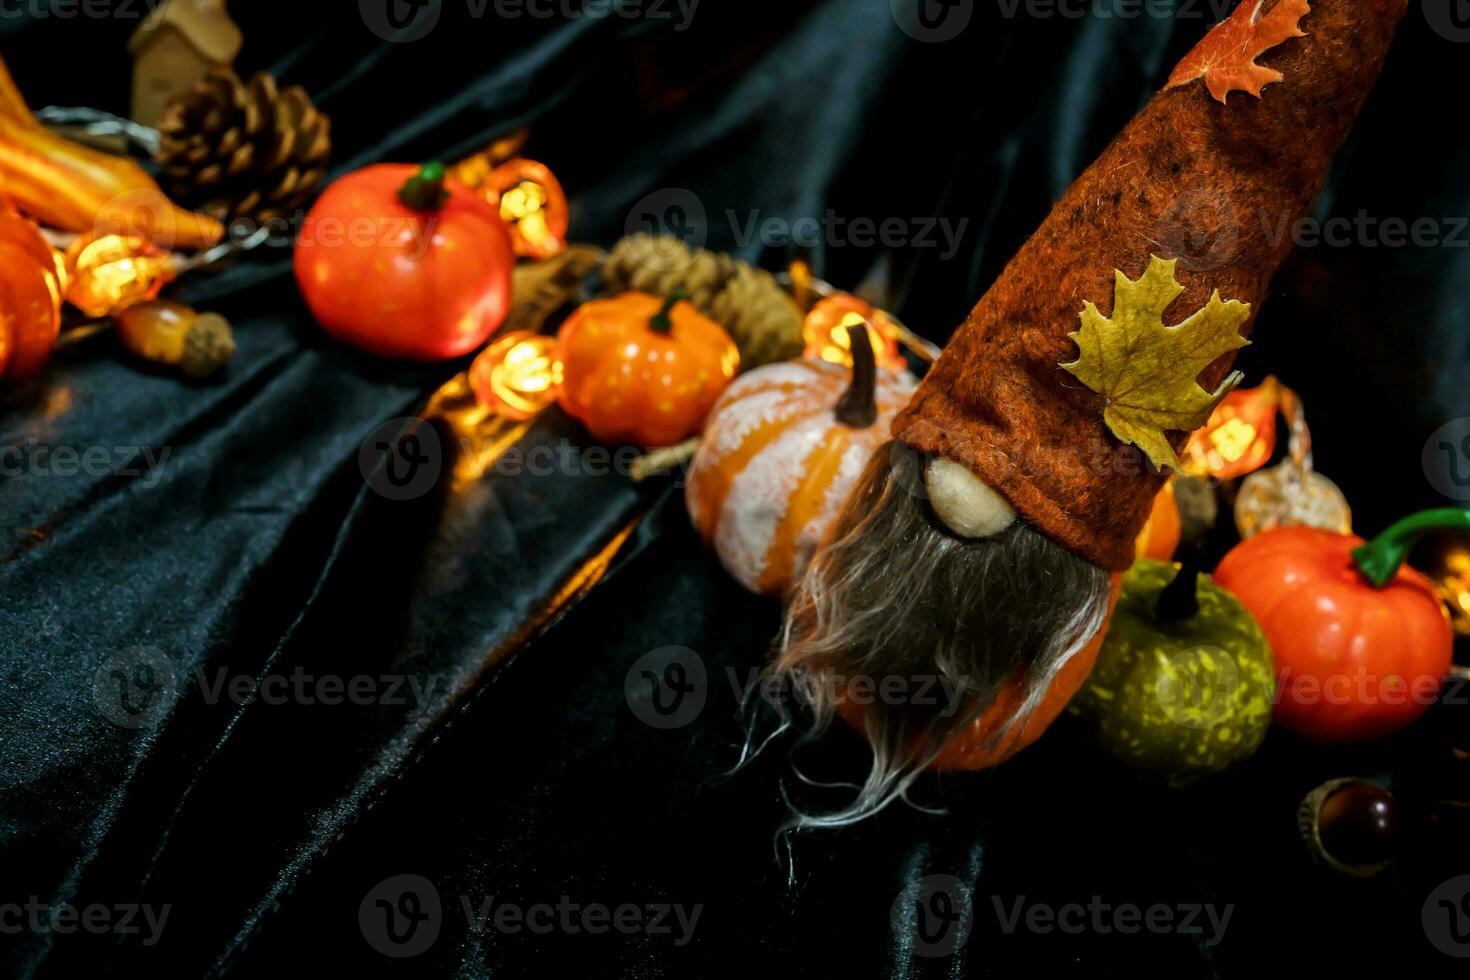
left=1298, top=777, right=1396, bottom=877
left=181, top=312, right=235, bottom=378
left=893, top=0, right=1408, bottom=570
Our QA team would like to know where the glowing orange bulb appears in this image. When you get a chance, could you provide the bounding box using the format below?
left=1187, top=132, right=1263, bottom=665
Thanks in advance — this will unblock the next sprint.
left=499, top=181, right=548, bottom=220
left=1431, top=547, right=1470, bottom=637
left=1183, top=378, right=1279, bottom=480
left=469, top=332, right=562, bottom=420
left=802, top=294, right=906, bottom=372
left=64, top=232, right=175, bottom=317
left=1209, top=418, right=1259, bottom=464
left=481, top=159, right=569, bottom=261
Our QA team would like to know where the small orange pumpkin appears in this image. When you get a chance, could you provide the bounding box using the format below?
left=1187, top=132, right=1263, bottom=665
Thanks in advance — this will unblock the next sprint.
left=1134, top=479, right=1182, bottom=561
left=0, top=205, right=63, bottom=379
left=686, top=326, right=916, bottom=595
left=556, top=291, right=738, bottom=448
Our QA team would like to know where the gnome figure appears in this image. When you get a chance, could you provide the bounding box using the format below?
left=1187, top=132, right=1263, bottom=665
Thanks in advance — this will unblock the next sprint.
left=774, top=0, right=1410, bottom=824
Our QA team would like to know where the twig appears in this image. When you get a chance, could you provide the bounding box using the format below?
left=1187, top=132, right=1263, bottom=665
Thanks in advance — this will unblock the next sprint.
left=774, top=268, right=939, bottom=365
left=630, top=438, right=700, bottom=483
left=52, top=319, right=112, bottom=351
left=36, top=106, right=160, bottom=156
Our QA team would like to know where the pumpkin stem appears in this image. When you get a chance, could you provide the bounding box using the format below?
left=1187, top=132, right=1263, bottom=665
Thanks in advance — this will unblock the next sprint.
left=398, top=162, right=450, bottom=211
left=648, top=290, right=687, bottom=335
left=1154, top=546, right=1205, bottom=623
left=1350, top=508, right=1470, bottom=588
left=834, top=322, right=878, bottom=429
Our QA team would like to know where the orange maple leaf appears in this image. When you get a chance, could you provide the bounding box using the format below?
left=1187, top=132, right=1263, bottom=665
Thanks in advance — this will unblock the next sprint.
left=1166, top=0, right=1311, bottom=104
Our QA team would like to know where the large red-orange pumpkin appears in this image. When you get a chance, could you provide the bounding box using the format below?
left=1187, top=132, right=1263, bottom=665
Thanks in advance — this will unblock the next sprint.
left=686, top=327, right=914, bottom=595
left=1214, top=511, right=1460, bottom=743
left=294, top=162, right=514, bottom=360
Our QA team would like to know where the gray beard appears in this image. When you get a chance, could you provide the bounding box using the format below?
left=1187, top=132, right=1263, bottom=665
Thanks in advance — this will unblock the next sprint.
left=759, top=440, right=1112, bottom=829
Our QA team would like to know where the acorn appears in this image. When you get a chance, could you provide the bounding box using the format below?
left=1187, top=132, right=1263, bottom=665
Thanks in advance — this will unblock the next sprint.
left=115, top=299, right=235, bottom=379
left=1299, top=777, right=1398, bottom=876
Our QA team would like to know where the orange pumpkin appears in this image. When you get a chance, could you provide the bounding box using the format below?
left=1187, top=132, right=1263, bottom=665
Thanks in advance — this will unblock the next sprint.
left=1214, top=509, right=1460, bottom=743
left=1134, top=479, right=1181, bottom=561
left=556, top=291, right=738, bottom=448
left=686, top=326, right=915, bottom=595
left=0, top=206, right=63, bottom=379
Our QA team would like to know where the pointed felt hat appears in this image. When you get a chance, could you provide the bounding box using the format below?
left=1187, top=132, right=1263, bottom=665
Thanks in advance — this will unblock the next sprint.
left=892, top=0, right=1409, bottom=570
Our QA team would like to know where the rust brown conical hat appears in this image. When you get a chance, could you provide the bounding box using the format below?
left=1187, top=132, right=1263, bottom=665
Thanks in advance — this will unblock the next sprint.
left=893, top=0, right=1408, bottom=570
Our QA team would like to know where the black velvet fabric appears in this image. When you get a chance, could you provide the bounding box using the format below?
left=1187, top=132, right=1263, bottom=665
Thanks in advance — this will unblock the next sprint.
left=1, top=2, right=1467, bottom=977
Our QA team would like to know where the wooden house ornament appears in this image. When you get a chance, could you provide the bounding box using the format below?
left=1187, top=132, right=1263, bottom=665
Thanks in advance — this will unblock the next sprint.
left=129, top=0, right=242, bottom=129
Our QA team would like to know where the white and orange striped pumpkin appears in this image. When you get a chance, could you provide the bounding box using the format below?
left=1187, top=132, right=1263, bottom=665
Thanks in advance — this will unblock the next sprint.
left=685, top=328, right=916, bottom=595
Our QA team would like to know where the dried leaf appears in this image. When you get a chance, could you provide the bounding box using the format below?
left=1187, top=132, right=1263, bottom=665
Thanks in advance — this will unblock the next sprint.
left=506, top=244, right=602, bottom=334
left=1061, top=256, right=1251, bottom=472
left=1166, top=0, right=1311, bottom=104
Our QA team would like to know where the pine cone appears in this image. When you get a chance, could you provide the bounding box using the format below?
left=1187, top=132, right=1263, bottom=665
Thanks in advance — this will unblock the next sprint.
left=156, top=70, right=331, bottom=227
left=707, top=263, right=805, bottom=368
left=603, top=234, right=803, bottom=368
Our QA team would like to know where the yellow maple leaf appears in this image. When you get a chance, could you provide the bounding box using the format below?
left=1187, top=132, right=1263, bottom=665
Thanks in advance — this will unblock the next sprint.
left=1061, top=256, right=1251, bottom=472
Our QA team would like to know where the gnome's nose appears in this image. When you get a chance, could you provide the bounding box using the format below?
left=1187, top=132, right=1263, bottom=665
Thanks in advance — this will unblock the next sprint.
left=925, top=457, right=1017, bottom=538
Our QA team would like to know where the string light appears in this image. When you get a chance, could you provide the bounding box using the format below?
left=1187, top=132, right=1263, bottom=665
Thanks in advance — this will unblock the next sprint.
left=802, top=294, right=906, bottom=371
left=64, top=232, right=175, bottom=317
left=481, top=159, right=568, bottom=260
left=1184, top=376, right=1279, bottom=480
left=468, top=331, right=562, bottom=421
